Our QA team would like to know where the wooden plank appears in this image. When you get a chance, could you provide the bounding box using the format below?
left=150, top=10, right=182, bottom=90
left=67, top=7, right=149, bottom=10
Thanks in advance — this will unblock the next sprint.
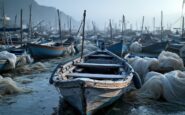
left=88, top=55, right=113, bottom=58
left=74, top=63, right=122, bottom=68
left=66, top=73, right=124, bottom=79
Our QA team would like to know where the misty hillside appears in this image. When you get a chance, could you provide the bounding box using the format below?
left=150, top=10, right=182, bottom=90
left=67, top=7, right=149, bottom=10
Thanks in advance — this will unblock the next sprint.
left=1, top=0, right=78, bottom=29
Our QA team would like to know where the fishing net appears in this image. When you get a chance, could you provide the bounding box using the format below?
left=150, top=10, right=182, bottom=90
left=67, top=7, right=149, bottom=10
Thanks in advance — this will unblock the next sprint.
left=16, top=54, right=33, bottom=67
left=138, top=70, right=185, bottom=105
left=77, top=41, right=98, bottom=53
left=126, top=51, right=184, bottom=80
left=129, top=41, right=142, bottom=53
left=0, top=51, right=17, bottom=70
left=0, top=77, right=24, bottom=97
left=158, top=51, right=184, bottom=71
left=16, top=62, right=47, bottom=74
left=127, top=56, right=159, bottom=82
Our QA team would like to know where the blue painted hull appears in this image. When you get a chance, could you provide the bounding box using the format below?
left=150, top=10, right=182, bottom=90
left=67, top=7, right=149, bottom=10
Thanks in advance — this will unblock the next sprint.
left=107, top=42, right=128, bottom=56
left=27, top=43, right=65, bottom=59
left=9, top=48, right=25, bottom=56
left=142, top=41, right=168, bottom=54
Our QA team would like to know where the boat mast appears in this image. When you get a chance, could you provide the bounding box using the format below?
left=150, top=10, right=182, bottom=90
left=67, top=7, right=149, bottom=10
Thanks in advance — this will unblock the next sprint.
left=20, top=9, right=23, bottom=47
left=161, top=11, right=163, bottom=42
left=109, top=19, right=113, bottom=40
left=153, top=17, right=155, bottom=33
left=182, top=16, right=184, bottom=38
left=2, top=0, right=5, bottom=44
left=57, top=9, right=62, bottom=43
left=141, top=16, right=144, bottom=34
left=29, top=4, right=32, bottom=41
left=92, top=21, right=96, bottom=35
left=81, top=10, right=86, bottom=59
left=69, top=17, right=71, bottom=36
left=14, top=14, right=17, bottom=28
left=121, top=14, right=125, bottom=57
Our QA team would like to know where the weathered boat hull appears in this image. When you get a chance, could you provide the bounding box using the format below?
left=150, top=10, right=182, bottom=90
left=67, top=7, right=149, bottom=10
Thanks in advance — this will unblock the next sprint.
left=142, top=41, right=168, bottom=54
left=27, top=43, right=65, bottom=59
left=9, top=48, right=25, bottom=56
left=51, top=50, right=135, bottom=114
left=107, top=41, right=128, bottom=56
left=55, top=76, right=133, bottom=115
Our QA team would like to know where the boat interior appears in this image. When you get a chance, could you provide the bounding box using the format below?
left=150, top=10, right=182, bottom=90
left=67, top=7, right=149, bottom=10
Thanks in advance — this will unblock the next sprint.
left=59, top=51, right=131, bottom=80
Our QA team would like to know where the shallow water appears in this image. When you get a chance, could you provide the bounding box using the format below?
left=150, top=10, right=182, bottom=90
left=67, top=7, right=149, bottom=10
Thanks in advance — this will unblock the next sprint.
left=0, top=55, right=185, bottom=115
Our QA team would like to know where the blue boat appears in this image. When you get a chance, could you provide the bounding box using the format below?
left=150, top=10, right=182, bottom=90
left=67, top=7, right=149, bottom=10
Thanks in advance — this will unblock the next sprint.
left=142, top=41, right=168, bottom=54
left=107, top=41, right=128, bottom=56
left=9, top=48, right=26, bottom=56
left=27, top=43, right=65, bottom=59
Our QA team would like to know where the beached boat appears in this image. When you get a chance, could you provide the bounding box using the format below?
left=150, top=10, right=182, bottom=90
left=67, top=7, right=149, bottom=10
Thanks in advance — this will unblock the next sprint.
left=50, top=50, right=141, bottom=115
left=27, top=42, right=66, bottom=59
left=142, top=41, right=168, bottom=54
left=107, top=41, right=128, bottom=57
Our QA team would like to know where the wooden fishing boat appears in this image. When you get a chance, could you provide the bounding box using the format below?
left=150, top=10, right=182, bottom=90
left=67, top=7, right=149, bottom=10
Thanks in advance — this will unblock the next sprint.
left=50, top=50, right=141, bottom=115
left=107, top=41, right=128, bottom=57
left=142, top=41, right=168, bottom=54
left=27, top=42, right=66, bottom=59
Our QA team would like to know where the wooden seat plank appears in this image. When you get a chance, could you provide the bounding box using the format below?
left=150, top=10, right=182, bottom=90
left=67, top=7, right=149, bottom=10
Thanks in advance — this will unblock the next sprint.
left=88, top=55, right=113, bottom=58
left=66, top=73, right=124, bottom=79
left=74, top=63, right=122, bottom=68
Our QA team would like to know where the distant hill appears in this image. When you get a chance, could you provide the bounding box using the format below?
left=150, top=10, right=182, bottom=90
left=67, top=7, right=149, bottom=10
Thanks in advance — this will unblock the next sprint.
left=1, top=0, right=78, bottom=29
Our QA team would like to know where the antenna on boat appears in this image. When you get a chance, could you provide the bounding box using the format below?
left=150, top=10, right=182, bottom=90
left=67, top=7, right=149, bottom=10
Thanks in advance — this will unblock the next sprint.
left=57, top=9, right=62, bottom=44
left=81, top=10, right=86, bottom=59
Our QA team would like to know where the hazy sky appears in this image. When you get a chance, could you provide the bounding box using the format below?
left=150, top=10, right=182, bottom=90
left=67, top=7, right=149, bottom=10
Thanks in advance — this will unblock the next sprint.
left=36, top=0, right=183, bottom=30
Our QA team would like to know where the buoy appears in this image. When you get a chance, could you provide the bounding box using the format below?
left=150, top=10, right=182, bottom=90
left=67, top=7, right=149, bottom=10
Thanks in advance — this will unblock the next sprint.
left=132, top=72, right=142, bottom=89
